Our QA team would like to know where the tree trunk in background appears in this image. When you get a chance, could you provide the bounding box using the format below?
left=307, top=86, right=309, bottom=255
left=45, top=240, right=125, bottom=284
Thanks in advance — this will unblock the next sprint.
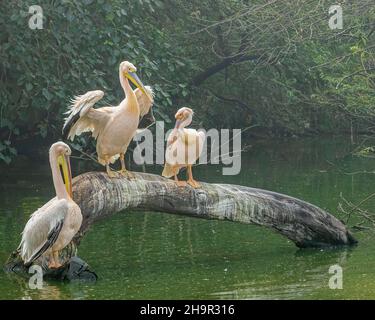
left=190, top=55, right=260, bottom=86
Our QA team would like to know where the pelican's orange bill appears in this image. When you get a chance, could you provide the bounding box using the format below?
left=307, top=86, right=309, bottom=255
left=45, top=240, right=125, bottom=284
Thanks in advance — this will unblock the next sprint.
left=126, top=71, right=153, bottom=102
left=57, top=154, right=73, bottom=198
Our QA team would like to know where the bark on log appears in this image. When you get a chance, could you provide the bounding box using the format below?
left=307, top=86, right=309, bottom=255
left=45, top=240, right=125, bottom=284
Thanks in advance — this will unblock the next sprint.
left=4, top=171, right=357, bottom=281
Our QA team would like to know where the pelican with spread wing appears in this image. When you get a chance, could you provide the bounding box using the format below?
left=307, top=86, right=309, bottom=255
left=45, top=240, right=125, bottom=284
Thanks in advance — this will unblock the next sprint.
left=19, top=142, right=82, bottom=269
left=62, top=61, right=154, bottom=178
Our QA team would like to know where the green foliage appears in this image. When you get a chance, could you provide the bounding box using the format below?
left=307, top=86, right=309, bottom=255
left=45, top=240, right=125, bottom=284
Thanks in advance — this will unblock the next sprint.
left=353, top=145, right=375, bottom=159
left=0, top=0, right=374, bottom=163
left=0, top=0, right=193, bottom=162
left=0, top=140, right=17, bottom=164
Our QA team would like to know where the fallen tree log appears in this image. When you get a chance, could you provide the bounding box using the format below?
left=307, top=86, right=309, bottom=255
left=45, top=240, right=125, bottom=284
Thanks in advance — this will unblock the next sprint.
left=4, top=171, right=357, bottom=281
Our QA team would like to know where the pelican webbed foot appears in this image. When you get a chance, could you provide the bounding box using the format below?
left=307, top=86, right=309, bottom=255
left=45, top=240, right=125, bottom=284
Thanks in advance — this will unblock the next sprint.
left=48, top=251, right=63, bottom=269
left=186, top=165, right=201, bottom=188
left=105, top=158, right=118, bottom=178
left=187, top=179, right=201, bottom=188
left=118, top=169, right=135, bottom=179
left=118, top=153, right=134, bottom=179
left=106, top=168, right=117, bottom=178
left=48, top=261, right=63, bottom=269
left=175, top=180, right=188, bottom=187
left=174, top=174, right=187, bottom=187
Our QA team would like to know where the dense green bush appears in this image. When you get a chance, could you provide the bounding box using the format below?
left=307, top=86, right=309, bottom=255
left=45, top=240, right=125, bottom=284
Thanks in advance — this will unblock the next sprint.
left=0, top=0, right=192, bottom=161
left=0, top=0, right=374, bottom=163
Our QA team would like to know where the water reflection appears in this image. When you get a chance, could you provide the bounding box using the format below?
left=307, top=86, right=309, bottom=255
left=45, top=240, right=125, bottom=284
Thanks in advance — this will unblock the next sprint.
left=212, top=247, right=353, bottom=299
left=1, top=136, right=375, bottom=299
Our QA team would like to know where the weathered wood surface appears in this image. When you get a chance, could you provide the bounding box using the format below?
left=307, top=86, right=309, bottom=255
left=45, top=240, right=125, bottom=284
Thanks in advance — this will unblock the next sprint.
left=4, top=171, right=357, bottom=280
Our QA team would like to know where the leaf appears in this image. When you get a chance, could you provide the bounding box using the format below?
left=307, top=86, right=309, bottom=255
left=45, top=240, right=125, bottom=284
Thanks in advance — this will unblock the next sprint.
left=42, top=88, right=52, bottom=101
left=9, top=147, right=17, bottom=155
left=26, top=83, right=33, bottom=91
left=0, top=153, right=11, bottom=164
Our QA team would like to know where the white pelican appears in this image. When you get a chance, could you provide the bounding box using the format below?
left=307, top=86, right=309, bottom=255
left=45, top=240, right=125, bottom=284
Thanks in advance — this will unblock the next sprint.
left=19, top=142, right=82, bottom=269
left=62, top=61, right=154, bottom=178
left=162, top=107, right=206, bottom=188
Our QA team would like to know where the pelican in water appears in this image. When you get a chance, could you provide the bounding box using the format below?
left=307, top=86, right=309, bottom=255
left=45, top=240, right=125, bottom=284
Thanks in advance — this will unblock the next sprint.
left=162, top=107, right=205, bottom=188
left=19, top=142, right=82, bottom=269
left=62, top=61, right=154, bottom=178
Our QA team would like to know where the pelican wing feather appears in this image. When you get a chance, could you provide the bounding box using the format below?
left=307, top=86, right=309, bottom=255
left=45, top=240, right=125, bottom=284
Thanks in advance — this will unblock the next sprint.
left=135, top=86, right=155, bottom=132
left=20, top=198, right=69, bottom=265
left=62, top=90, right=109, bottom=141
left=24, top=219, right=64, bottom=267
left=135, top=86, right=154, bottom=118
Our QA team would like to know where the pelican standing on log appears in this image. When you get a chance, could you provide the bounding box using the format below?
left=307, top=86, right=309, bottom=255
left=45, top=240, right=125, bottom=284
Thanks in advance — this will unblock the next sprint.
left=62, top=61, right=154, bottom=178
left=162, top=107, right=206, bottom=188
left=19, top=142, right=82, bottom=269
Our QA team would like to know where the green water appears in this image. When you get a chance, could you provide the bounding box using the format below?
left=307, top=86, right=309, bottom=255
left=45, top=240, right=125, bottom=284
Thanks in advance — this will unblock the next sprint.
left=1, top=136, right=375, bottom=300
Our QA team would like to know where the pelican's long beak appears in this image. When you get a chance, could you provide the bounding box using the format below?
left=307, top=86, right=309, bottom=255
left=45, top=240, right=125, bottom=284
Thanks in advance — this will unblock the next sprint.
left=174, top=113, right=184, bottom=128
left=126, top=71, right=153, bottom=102
left=57, top=154, right=73, bottom=198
